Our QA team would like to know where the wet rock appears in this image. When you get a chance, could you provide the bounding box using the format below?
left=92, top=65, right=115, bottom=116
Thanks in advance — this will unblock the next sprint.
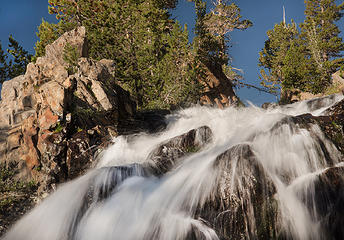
left=66, top=130, right=99, bottom=179
left=270, top=111, right=344, bottom=164
left=311, top=167, right=344, bottom=240
left=194, top=144, right=278, bottom=240
left=304, top=94, right=341, bottom=112
left=261, top=102, right=278, bottom=109
left=148, top=126, right=213, bottom=175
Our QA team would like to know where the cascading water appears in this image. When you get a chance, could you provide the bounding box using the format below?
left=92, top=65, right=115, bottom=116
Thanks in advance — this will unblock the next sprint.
left=2, top=94, right=344, bottom=240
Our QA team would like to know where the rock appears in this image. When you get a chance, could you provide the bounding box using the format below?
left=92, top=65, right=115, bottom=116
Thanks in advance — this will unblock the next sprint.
left=290, top=91, right=323, bottom=102
left=303, top=97, right=344, bottom=156
left=261, top=102, right=278, bottom=109
left=304, top=94, right=342, bottom=112
left=193, top=144, right=278, bottom=240
left=298, top=166, right=344, bottom=240
left=332, top=71, right=344, bottom=92
left=0, top=27, right=141, bottom=234
left=66, top=130, right=94, bottom=179
left=265, top=103, right=344, bottom=162
left=148, top=126, right=213, bottom=175
left=39, top=26, right=88, bottom=67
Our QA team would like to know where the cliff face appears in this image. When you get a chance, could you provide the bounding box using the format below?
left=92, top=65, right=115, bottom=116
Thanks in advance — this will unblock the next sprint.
left=0, top=27, right=136, bottom=192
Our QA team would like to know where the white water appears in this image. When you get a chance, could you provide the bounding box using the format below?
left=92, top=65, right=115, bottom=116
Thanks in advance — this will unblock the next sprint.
left=3, top=94, right=344, bottom=240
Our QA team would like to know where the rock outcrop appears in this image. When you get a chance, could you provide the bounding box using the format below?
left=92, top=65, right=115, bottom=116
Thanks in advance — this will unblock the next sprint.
left=0, top=26, right=136, bottom=193
left=311, top=166, right=344, bottom=239
left=191, top=144, right=278, bottom=240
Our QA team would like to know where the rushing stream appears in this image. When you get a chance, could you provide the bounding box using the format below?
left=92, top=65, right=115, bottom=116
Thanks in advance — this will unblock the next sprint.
left=3, top=94, right=344, bottom=240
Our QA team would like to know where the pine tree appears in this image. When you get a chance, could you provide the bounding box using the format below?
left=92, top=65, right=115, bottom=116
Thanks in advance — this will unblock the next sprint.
left=35, top=0, right=198, bottom=109
left=258, top=21, right=317, bottom=102
left=0, top=42, right=9, bottom=84
left=301, top=0, right=344, bottom=89
left=192, top=0, right=252, bottom=90
left=149, top=23, right=201, bottom=109
left=7, top=35, right=32, bottom=79
left=0, top=37, right=32, bottom=84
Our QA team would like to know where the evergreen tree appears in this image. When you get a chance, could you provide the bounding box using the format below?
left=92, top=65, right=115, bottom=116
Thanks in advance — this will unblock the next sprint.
left=36, top=0, right=199, bottom=109
left=259, top=1, right=344, bottom=102
left=301, top=0, right=344, bottom=89
left=7, top=35, right=32, bottom=79
left=193, top=0, right=251, bottom=67
left=258, top=21, right=317, bottom=101
left=149, top=23, right=201, bottom=108
left=0, top=37, right=32, bottom=84
left=192, top=0, right=251, bottom=88
left=0, top=42, right=9, bottom=84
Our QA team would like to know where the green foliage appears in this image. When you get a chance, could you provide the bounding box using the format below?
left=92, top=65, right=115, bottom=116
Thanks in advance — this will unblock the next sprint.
left=192, top=0, right=251, bottom=86
left=0, top=42, right=9, bottom=84
left=259, top=21, right=307, bottom=96
left=0, top=36, right=32, bottom=84
left=0, top=163, right=37, bottom=213
left=36, top=0, right=251, bottom=109
left=324, top=82, right=341, bottom=95
left=300, top=0, right=344, bottom=89
left=0, top=164, right=37, bottom=193
left=63, top=43, right=79, bottom=74
left=259, top=0, right=344, bottom=103
left=52, top=122, right=64, bottom=133
left=35, top=0, right=204, bottom=110
left=144, top=23, right=203, bottom=109
left=7, top=36, right=32, bottom=78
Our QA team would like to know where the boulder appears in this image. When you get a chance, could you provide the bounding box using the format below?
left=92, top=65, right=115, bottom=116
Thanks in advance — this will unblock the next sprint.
left=148, top=126, right=213, bottom=175
left=312, top=166, right=344, bottom=239
left=192, top=144, right=278, bottom=240
left=291, top=166, right=344, bottom=240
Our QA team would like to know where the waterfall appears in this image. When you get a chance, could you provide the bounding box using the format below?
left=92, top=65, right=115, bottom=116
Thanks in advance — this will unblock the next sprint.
left=2, top=94, right=344, bottom=240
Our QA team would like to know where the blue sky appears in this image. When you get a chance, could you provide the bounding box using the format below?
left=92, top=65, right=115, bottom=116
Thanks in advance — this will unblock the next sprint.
left=0, top=0, right=343, bottom=105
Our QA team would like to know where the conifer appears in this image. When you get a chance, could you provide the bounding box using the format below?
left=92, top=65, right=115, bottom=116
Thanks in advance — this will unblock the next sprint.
left=0, top=37, right=32, bottom=84
left=36, top=0, right=198, bottom=109
left=301, top=0, right=344, bottom=89
left=0, top=42, right=9, bottom=84
left=259, top=21, right=315, bottom=101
